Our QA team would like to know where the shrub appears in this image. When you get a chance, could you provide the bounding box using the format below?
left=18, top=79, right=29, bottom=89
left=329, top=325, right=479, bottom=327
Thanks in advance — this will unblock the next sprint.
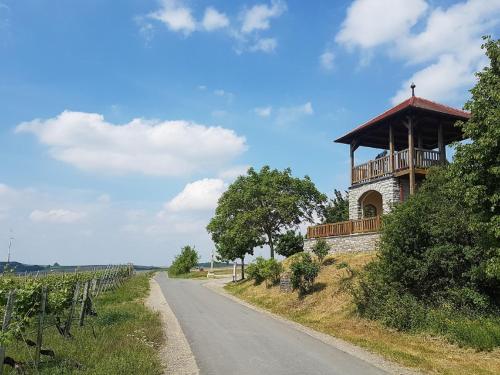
left=276, top=231, right=304, bottom=258
left=168, top=245, right=199, bottom=276
left=290, top=253, right=320, bottom=295
left=247, top=257, right=283, bottom=287
left=312, top=239, right=330, bottom=264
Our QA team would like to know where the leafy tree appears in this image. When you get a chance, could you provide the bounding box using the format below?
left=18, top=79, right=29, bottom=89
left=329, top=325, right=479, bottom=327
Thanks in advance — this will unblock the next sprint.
left=209, top=166, right=326, bottom=259
left=290, top=253, right=320, bottom=295
left=275, top=230, right=304, bottom=257
left=452, top=36, right=500, bottom=280
left=323, top=190, right=349, bottom=223
left=168, top=245, right=200, bottom=276
left=312, top=238, right=330, bottom=264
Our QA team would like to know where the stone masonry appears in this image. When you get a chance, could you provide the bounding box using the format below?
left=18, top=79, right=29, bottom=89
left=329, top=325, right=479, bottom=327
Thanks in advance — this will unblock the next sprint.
left=348, top=176, right=400, bottom=220
left=304, top=232, right=380, bottom=254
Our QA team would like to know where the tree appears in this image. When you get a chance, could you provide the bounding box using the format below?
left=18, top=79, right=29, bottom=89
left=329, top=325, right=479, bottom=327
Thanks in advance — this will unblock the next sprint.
left=452, top=36, right=500, bottom=280
left=312, top=238, right=330, bottom=264
left=209, top=166, right=326, bottom=259
left=323, top=190, right=349, bottom=223
left=169, top=245, right=200, bottom=276
left=275, top=230, right=304, bottom=257
left=290, top=253, right=320, bottom=296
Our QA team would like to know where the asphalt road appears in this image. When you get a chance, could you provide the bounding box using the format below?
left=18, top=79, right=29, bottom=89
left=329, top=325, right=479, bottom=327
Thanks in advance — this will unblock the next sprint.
left=155, top=273, right=388, bottom=375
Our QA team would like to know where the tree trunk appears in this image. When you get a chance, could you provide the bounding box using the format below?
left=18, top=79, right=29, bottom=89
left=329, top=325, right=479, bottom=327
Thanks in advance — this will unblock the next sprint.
left=268, top=233, right=275, bottom=259
left=240, top=258, right=245, bottom=280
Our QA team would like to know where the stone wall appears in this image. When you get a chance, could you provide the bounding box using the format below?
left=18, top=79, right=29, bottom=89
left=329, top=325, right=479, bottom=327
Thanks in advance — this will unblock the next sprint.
left=304, top=232, right=380, bottom=254
left=348, top=177, right=400, bottom=219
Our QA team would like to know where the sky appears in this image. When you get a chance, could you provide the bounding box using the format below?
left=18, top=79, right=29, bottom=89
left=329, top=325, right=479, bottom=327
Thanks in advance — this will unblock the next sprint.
left=0, top=0, right=499, bottom=266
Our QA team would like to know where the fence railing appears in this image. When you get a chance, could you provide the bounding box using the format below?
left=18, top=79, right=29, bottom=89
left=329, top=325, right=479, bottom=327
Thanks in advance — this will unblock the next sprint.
left=352, top=148, right=441, bottom=185
left=307, top=216, right=381, bottom=239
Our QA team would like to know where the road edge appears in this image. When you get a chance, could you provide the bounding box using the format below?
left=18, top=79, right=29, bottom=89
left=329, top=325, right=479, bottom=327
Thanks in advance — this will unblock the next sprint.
left=146, top=274, right=199, bottom=375
left=203, top=278, right=422, bottom=375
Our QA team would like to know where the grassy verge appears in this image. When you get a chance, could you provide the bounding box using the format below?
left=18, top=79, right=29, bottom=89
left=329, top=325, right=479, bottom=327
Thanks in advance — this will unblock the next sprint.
left=226, top=252, right=500, bottom=375
left=169, top=267, right=236, bottom=279
left=5, top=273, right=164, bottom=375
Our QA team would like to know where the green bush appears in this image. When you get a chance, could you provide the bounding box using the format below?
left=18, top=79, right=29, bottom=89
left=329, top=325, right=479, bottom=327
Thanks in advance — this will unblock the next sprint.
left=290, top=253, right=320, bottom=295
left=247, top=257, right=283, bottom=287
left=168, top=245, right=199, bottom=276
left=312, top=239, right=329, bottom=264
left=276, top=230, right=304, bottom=257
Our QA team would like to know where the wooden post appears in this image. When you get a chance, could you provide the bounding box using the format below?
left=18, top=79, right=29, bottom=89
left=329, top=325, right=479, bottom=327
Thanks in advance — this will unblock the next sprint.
left=389, top=123, right=395, bottom=172
left=64, top=282, right=80, bottom=337
left=35, top=287, right=47, bottom=369
left=407, top=117, right=416, bottom=195
left=438, top=123, right=446, bottom=164
left=350, top=143, right=355, bottom=185
left=0, top=291, right=15, bottom=375
left=79, top=281, right=90, bottom=327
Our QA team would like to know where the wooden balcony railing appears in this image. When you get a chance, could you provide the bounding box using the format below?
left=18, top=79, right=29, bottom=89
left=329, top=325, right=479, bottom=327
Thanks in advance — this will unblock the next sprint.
left=352, top=148, right=440, bottom=185
left=307, top=216, right=381, bottom=239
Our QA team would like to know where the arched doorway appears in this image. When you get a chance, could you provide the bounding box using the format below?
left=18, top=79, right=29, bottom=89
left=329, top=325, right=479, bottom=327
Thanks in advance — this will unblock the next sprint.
left=358, top=190, right=382, bottom=219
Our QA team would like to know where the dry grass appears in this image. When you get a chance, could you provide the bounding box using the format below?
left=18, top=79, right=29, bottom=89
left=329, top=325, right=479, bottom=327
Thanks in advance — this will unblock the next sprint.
left=226, top=252, right=500, bottom=375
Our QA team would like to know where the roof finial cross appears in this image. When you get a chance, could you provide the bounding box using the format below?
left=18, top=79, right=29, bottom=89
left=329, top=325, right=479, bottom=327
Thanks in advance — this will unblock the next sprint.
left=411, top=82, right=416, bottom=97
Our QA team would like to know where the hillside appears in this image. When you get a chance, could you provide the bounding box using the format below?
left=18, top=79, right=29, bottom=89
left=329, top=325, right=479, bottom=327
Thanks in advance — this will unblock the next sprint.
left=226, top=252, right=500, bottom=375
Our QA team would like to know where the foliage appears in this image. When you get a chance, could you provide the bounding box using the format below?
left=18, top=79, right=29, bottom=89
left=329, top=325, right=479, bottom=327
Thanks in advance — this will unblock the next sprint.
left=290, top=253, right=320, bottom=295
left=322, top=189, right=349, bottom=223
left=275, top=230, right=304, bottom=257
left=208, top=166, right=326, bottom=258
left=312, top=239, right=330, bottom=264
left=246, top=257, right=283, bottom=287
left=168, top=245, right=200, bottom=276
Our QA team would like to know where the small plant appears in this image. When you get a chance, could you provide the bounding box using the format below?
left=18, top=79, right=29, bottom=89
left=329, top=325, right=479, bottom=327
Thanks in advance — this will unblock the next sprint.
left=290, top=253, right=320, bottom=295
left=336, top=261, right=349, bottom=269
left=312, top=239, right=330, bottom=264
left=247, top=257, right=283, bottom=287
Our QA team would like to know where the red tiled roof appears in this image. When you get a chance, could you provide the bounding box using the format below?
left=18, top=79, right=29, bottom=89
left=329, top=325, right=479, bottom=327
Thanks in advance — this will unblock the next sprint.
left=335, top=96, right=470, bottom=144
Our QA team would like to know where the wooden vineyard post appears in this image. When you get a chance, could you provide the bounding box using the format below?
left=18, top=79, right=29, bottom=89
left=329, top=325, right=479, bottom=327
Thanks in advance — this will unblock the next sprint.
left=0, top=290, right=16, bottom=375
left=79, top=281, right=90, bottom=327
left=35, top=287, right=47, bottom=369
left=90, top=278, right=97, bottom=297
left=64, top=282, right=81, bottom=338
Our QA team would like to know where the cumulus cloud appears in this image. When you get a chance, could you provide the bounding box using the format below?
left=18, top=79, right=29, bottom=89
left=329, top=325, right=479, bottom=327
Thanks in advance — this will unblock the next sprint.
left=30, top=209, right=86, bottom=224
left=254, top=106, right=272, bottom=117
left=240, top=0, right=287, bottom=34
left=217, top=165, right=250, bottom=180
left=15, top=111, right=247, bottom=177
left=202, top=7, right=229, bottom=31
left=163, top=178, right=227, bottom=212
left=334, top=0, right=500, bottom=104
left=149, top=0, right=196, bottom=35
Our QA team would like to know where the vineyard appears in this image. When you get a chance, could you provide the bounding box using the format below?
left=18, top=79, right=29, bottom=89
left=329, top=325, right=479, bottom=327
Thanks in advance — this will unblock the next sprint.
left=0, top=265, right=133, bottom=374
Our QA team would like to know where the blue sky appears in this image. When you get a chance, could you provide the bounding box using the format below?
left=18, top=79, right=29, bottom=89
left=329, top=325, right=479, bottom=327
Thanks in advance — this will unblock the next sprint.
left=0, top=0, right=499, bottom=266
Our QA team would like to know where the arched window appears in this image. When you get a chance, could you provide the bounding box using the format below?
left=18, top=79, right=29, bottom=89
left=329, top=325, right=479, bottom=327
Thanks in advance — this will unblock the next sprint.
left=363, top=204, right=377, bottom=218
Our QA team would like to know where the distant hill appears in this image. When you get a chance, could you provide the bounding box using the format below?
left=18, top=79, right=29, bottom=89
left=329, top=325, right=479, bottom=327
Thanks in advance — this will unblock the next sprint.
left=197, top=261, right=232, bottom=269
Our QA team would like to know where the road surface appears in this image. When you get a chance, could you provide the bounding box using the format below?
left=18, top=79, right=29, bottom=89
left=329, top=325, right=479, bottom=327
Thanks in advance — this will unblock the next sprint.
left=155, top=273, right=389, bottom=375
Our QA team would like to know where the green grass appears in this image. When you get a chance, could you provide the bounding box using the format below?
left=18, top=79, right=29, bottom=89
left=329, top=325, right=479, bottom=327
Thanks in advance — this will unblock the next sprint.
left=169, top=267, right=235, bottom=279
left=4, top=273, right=164, bottom=374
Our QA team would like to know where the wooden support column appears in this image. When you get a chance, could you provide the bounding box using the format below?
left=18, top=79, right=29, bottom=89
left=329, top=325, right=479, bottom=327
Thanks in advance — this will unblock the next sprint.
left=350, top=141, right=359, bottom=185
left=407, top=117, right=416, bottom=195
left=389, top=124, right=395, bottom=172
left=438, top=123, right=446, bottom=164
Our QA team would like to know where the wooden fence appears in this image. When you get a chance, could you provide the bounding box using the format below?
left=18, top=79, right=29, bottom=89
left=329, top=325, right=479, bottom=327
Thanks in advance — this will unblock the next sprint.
left=307, top=216, right=381, bottom=239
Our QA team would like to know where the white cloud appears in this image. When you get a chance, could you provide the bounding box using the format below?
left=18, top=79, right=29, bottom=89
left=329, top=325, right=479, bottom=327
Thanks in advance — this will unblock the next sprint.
left=217, top=165, right=250, bottom=180
left=249, top=37, right=277, bottom=53
left=276, top=102, right=314, bottom=125
left=202, top=7, right=229, bottom=31
left=149, top=0, right=196, bottom=35
left=16, top=111, right=247, bottom=177
left=241, top=0, right=287, bottom=34
left=335, top=0, right=500, bottom=104
left=319, top=50, right=335, bottom=70
left=30, top=209, right=86, bottom=224
left=336, top=0, right=428, bottom=49
left=254, top=106, right=272, bottom=117
left=163, top=178, right=227, bottom=212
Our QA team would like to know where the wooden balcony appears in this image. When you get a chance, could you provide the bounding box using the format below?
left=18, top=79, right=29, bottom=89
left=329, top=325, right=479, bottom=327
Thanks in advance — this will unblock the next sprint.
left=351, top=148, right=440, bottom=185
left=307, top=216, right=381, bottom=239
